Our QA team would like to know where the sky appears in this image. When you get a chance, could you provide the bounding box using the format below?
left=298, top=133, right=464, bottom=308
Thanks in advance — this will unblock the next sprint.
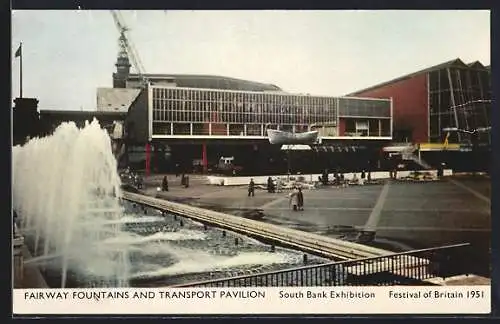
left=11, top=10, right=490, bottom=111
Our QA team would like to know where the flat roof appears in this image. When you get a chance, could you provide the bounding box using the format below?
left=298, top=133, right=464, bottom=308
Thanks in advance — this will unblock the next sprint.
left=39, top=110, right=126, bottom=117
left=128, top=73, right=282, bottom=92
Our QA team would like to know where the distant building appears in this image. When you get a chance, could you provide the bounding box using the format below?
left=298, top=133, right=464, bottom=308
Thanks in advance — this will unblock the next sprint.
left=105, top=43, right=395, bottom=174
left=348, top=58, right=491, bottom=172
left=347, top=58, right=491, bottom=145
left=96, top=88, right=141, bottom=113
left=12, top=98, right=40, bottom=146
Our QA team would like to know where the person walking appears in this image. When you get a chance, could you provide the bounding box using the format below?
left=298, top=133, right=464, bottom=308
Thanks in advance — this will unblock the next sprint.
left=162, top=175, right=169, bottom=191
left=248, top=178, right=255, bottom=197
left=275, top=177, right=282, bottom=193
left=267, top=177, right=273, bottom=193
left=297, top=187, right=304, bottom=211
left=289, top=187, right=299, bottom=211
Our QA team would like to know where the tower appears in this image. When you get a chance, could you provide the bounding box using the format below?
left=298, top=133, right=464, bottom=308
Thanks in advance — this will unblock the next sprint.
left=112, top=33, right=131, bottom=88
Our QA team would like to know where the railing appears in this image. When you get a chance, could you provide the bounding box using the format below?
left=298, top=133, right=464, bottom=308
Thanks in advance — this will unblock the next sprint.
left=173, top=243, right=472, bottom=287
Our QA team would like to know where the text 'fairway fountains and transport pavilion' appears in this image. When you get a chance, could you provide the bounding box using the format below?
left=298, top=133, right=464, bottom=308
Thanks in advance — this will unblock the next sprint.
left=12, top=119, right=334, bottom=288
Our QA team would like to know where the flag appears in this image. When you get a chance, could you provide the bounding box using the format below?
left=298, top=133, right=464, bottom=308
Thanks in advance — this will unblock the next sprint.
left=15, top=44, right=22, bottom=58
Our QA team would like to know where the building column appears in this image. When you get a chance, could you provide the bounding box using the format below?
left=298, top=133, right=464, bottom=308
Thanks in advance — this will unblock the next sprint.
left=202, top=143, right=208, bottom=173
left=145, top=142, right=151, bottom=176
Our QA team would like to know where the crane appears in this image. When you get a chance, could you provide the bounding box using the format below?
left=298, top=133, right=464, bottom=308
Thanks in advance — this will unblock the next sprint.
left=110, top=10, right=149, bottom=88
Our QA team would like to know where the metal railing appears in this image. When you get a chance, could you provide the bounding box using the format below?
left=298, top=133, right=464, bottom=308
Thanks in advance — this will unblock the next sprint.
left=173, top=243, right=472, bottom=287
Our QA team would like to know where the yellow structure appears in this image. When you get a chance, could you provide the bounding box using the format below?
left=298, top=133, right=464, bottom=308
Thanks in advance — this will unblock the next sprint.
left=418, top=142, right=461, bottom=151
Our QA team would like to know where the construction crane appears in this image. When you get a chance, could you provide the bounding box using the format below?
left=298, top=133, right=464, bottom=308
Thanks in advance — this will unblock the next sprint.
left=110, top=10, right=149, bottom=87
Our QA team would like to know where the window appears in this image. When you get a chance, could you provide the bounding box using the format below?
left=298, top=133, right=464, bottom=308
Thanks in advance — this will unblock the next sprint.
left=355, top=121, right=369, bottom=136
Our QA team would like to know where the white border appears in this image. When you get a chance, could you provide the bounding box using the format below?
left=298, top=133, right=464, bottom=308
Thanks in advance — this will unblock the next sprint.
left=14, top=287, right=490, bottom=314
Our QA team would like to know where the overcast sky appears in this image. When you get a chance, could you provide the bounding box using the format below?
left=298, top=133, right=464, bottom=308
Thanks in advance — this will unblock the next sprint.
left=11, top=10, right=490, bottom=111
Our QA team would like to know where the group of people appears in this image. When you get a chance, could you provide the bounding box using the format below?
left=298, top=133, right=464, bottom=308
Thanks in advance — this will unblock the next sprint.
left=160, top=174, right=190, bottom=191
left=247, top=178, right=304, bottom=211
left=121, top=168, right=144, bottom=189
left=266, top=176, right=284, bottom=193
left=289, top=187, right=304, bottom=211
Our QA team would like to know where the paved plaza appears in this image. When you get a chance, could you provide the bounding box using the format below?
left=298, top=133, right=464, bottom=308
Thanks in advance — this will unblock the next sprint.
left=140, top=174, right=491, bottom=275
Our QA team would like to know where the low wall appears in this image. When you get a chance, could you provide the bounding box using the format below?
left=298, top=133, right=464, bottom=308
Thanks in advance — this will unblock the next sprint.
left=207, top=169, right=454, bottom=186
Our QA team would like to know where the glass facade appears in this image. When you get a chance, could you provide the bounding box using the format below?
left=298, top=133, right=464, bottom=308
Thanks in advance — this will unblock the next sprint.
left=428, top=66, right=491, bottom=144
left=151, top=86, right=391, bottom=138
left=338, top=97, right=391, bottom=118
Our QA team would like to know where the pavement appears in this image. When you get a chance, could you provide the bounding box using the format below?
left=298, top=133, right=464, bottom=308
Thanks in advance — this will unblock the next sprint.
left=139, top=174, right=491, bottom=277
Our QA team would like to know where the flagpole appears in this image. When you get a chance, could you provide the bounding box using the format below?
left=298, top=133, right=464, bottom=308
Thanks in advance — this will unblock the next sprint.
left=19, top=42, right=23, bottom=98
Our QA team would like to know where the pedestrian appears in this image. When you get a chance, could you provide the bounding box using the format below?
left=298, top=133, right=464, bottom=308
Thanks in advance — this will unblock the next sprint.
left=352, top=173, right=359, bottom=184
left=437, top=162, right=444, bottom=178
left=297, top=187, right=304, bottom=211
left=248, top=178, right=255, bottom=197
left=289, top=187, right=299, bottom=211
left=267, top=177, right=273, bottom=193
left=276, top=177, right=282, bottom=193
left=162, top=175, right=169, bottom=191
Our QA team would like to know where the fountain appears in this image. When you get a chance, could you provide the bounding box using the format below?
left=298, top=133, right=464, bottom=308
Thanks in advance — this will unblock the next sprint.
left=12, top=119, right=332, bottom=288
left=13, top=119, right=129, bottom=288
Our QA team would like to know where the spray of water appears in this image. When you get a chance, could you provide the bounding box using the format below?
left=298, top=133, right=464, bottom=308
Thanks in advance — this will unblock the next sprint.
left=12, top=119, right=129, bottom=288
left=130, top=243, right=301, bottom=279
left=12, top=119, right=325, bottom=287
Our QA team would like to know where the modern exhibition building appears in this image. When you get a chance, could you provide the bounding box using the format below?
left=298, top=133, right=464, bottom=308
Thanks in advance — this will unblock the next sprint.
left=14, top=54, right=490, bottom=175
left=119, top=77, right=393, bottom=175
left=348, top=58, right=491, bottom=171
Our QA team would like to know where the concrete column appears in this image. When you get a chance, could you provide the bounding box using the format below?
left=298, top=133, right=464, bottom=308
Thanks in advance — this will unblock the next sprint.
left=202, top=143, right=208, bottom=173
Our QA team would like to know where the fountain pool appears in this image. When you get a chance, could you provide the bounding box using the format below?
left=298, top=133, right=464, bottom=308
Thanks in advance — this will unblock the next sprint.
left=13, top=119, right=331, bottom=288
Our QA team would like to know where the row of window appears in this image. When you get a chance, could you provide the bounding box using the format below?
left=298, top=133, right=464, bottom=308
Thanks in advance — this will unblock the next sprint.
left=428, top=68, right=491, bottom=94
left=152, top=87, right=338, bottom=105
left=338, top=98, right=391, bottom=118
left=151, top=120, right=391, bottom=137
left=151, top=107, right=336, bottom=124
left=150, top=87, right=391, bottom=125
left=152, top=122, right=310, bottom=136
